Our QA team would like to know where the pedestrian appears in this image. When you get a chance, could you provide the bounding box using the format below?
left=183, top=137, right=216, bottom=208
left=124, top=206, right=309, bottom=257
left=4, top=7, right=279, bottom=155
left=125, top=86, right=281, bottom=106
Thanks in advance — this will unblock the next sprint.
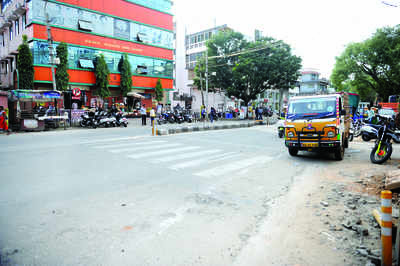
left=140, top=104, right=147, bottom=126
left=258, top=106, right=263, bottom=120
left=150, top=107, right=156, bottom=126
left=157, top=103, right=162, bottom=116
left=0, top=106, right=9, bottom=134
left=210, top=107, right=216, bottom=123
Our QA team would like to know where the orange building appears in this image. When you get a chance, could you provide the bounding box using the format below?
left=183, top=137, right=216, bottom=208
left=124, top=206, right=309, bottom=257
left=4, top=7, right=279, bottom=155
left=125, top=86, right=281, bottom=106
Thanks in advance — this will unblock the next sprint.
left=0, top=0, right=173, bottom=109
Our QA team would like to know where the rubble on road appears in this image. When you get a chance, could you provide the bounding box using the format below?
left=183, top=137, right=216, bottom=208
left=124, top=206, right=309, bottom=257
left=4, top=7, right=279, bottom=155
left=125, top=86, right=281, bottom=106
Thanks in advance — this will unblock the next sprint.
left=313, top=169, right=400, bottom=266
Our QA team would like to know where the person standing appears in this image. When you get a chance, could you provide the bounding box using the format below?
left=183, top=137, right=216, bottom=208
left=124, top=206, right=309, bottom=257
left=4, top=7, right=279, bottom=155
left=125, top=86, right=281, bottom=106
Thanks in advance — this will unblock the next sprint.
left=150, top=107, right=156, bottom=126
left=0, top=106, right=9, bottom=134
left=140, top=104, right=147, bottom=126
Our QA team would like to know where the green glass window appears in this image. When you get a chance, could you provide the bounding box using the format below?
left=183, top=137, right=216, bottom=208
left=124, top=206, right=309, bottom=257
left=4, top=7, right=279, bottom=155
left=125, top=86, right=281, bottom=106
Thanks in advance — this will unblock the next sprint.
left=32, top=41, right=173, bottom=78
left=29, top=0, right=173, bottom=49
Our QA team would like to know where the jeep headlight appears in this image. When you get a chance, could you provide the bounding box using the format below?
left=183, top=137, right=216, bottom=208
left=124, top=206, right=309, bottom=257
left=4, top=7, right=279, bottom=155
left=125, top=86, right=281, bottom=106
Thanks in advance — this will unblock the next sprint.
left=288, top=132, right=294, bottom=138
left=327, top=131, right=335, bottom=138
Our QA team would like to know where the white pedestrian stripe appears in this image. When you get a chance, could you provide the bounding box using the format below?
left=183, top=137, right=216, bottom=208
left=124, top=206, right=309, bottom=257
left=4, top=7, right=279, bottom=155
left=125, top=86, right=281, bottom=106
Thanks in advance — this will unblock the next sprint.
left=109, top=143, right=181, bottom=154
left=127, top=146, right=201, bottom=159
left=155, top=149, right=222, bottom=163
left=194, top=156, right=273, bottom=177
left=169, top=152, right=239, bottom=170
left=92, top=140, right=167, bottom=149
left=81, top=136, right=148, bottom=145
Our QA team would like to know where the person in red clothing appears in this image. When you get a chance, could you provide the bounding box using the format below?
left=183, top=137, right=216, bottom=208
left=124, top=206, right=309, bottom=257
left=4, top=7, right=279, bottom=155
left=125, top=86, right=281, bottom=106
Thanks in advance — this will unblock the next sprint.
left=0, top=106, right=9, bottom=133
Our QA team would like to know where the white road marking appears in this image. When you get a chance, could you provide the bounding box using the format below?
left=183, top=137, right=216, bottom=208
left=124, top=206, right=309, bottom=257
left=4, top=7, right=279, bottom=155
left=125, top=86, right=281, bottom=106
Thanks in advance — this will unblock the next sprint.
left=127, top=146, right=201, bottom=159
left=158, top=206, right=186, bottom=235
left=92, top=140, right=167, bottom=149
left=169, top=152, right=239, bottom=170
left=109, top=143, right=181, bottom=153
left=81, top=135, right=148, bottom=145
left=155, top=149, right=222, bottom=163
left=194, top=156, right=273, bottom=177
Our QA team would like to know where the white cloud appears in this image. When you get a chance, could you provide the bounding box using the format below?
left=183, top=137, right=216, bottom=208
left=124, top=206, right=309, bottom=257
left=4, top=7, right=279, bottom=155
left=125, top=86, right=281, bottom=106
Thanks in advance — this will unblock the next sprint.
left=173, top=0, right=399, bottom=78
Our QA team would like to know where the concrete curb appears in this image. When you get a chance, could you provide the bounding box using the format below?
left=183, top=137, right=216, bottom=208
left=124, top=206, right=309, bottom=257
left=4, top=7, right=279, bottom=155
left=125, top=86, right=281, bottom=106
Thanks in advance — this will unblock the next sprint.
left=156, top=120, right=268, bottom=136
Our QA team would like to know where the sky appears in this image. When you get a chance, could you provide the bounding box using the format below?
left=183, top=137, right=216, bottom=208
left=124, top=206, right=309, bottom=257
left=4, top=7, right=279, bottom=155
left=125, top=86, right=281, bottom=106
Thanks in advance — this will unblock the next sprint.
left=173, top=0, right=400, bottom=79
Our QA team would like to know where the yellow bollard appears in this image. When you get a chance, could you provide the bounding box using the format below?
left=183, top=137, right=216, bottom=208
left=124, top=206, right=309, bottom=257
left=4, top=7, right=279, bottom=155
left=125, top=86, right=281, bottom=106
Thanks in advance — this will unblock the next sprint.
left=381, top=190, right=392, bottom=266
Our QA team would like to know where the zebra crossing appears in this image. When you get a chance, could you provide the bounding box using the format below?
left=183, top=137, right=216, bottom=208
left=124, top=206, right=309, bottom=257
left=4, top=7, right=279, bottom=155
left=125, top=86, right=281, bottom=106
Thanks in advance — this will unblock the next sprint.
left=83, top=138, right=274, bottom=176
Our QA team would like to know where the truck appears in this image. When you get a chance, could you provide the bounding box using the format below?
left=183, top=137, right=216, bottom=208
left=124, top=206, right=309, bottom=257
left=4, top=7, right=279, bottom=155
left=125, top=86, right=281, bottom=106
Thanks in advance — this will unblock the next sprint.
left=284, top=92, right=355, bottom=160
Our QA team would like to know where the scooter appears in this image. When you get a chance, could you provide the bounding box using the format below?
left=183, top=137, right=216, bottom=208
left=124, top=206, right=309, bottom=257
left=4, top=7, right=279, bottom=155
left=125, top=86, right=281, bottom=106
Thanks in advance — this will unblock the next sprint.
left=276, top=119, right=285, bottom=138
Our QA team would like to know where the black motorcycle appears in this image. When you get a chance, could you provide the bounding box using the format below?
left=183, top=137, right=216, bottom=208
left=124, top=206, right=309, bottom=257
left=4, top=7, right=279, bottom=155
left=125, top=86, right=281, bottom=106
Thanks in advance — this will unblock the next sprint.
left=370, top=116, right=400, bottom=164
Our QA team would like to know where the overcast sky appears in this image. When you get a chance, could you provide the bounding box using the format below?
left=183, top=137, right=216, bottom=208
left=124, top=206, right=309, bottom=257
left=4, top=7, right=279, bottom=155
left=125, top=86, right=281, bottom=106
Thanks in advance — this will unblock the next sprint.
left=173, top=0, right=399, bottom=79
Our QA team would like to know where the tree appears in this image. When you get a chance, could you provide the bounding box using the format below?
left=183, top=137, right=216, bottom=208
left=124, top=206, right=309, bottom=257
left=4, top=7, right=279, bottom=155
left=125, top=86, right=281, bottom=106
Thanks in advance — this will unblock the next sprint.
left=95, top=54, right=110, bottom=99
left=206, top=30, right=248, bottom=92
left=17, top=35, right=34, bottom=90
left=331, top=25, right=400, bottom=101
left=55, top=42, right=70, bottom=91
left=195, top=31, right=301, bottom=108
left=155, top=78, right=163, bottom=102
left=119, top=53, right=132, bottom=97
left=230, top=38, right=302, bottom=107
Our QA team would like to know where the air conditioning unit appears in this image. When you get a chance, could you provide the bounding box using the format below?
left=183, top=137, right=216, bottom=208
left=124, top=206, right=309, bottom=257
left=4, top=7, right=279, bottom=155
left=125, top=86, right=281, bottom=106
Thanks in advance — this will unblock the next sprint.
left=14, top=3, right=27, bottom=15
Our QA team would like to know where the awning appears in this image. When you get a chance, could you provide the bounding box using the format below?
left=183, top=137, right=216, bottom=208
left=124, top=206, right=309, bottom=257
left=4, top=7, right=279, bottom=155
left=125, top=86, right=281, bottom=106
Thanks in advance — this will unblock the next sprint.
left=127, top=91, right=145, bottom=98
left=10, top=90, right=62, bottom=102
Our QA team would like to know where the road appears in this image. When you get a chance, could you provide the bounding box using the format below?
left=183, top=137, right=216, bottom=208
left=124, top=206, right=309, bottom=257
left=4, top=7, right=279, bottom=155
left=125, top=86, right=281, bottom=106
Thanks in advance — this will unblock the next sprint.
left=0, top=125, right=352, bottom=265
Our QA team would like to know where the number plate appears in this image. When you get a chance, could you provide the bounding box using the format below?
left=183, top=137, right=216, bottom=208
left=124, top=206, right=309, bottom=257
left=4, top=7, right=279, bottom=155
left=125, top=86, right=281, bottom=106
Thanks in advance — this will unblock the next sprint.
left=301, top=143, right=318, bottom=148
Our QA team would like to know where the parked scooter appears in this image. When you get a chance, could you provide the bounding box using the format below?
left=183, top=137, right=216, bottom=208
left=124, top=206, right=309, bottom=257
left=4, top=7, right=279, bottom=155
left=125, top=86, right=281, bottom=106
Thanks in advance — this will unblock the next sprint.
left=277, top=118, right=285, bottom=138
left=113, top=111, right=128, bottom=127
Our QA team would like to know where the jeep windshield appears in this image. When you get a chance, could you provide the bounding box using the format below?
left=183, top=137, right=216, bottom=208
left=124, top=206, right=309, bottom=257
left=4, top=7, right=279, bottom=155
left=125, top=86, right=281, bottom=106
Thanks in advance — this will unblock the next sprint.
left=287, top=97, right=337, bottom=120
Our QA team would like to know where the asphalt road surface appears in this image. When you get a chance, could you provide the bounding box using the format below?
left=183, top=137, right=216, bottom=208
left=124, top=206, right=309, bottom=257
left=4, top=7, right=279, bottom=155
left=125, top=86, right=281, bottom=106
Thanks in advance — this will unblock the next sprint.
left=0, top=125, right=337, bottom=266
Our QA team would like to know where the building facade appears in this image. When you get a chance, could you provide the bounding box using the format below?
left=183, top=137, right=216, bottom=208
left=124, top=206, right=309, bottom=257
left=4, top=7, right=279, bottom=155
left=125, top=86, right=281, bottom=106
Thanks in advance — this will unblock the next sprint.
left=299, top=69, right=329, bottom=95
left=0, top=0, right=174, bottom=109
left=173, top=24, right=234, bottom=112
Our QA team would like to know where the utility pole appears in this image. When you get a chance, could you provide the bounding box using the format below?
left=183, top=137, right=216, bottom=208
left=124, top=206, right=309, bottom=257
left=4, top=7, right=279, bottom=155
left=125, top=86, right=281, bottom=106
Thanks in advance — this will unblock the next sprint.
left=44, top=0, right=57, bottom=91
left=205, top=49, right=208, bottom=117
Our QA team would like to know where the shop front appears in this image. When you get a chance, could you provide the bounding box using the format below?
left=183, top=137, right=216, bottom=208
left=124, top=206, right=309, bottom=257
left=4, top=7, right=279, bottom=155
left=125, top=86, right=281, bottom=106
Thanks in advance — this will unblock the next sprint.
left=8, top=90, right=67, bottom=131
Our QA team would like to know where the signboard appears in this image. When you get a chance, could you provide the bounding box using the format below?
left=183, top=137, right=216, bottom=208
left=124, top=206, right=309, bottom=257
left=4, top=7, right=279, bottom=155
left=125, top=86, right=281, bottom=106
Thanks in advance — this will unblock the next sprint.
left=72, top=88, right=81, bottom=100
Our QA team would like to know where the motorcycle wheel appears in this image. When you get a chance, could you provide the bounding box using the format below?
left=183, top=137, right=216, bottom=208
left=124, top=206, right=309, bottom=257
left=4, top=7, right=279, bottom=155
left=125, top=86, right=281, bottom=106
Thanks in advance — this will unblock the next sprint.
left=362, top=134, right=371, bottom=142
left=79, top=120, right=85, bottom=127
left=278, top=131, right=284, bottom=138
left=124, top=123, right=127, bottom=128
left=370, top=141, right=392, bottom=164
left=349, top=133, right=354, bottom=142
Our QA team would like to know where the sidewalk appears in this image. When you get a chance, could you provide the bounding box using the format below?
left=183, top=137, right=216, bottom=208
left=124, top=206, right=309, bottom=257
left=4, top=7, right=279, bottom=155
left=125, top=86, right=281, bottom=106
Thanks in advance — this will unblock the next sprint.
left=154, top=116, right=278, bottom=136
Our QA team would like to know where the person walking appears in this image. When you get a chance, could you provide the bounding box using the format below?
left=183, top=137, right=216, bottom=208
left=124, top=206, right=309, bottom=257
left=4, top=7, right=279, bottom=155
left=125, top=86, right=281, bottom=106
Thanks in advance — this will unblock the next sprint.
left=140, top=104, right=147, bottom=126
left=0, top=106, right=9, bottom=134
left=150, top=107, right=156, bottom=126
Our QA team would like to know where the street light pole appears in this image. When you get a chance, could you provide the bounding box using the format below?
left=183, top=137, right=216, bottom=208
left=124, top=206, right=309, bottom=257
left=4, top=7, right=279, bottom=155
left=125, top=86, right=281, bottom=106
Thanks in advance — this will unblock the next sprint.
left=205, top=49, right=209, bottom=118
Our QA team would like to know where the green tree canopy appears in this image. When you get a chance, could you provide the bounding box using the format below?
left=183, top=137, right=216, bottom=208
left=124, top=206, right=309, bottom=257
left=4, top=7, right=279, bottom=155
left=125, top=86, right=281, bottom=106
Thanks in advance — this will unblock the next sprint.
left=55, top=42, right=70, bottom=91
left=331, top=25, right=400, bottom=101
left=231, top=37, right=302, bottom=106
left=119, top=54, right=132, bottom=97
left=17, top=35, right=34, bottom=90
left=195, top=31, right=302, bottom=107
left=155, top=78, right=163, bottom=102
left=95, top=54, right=110, bottom=99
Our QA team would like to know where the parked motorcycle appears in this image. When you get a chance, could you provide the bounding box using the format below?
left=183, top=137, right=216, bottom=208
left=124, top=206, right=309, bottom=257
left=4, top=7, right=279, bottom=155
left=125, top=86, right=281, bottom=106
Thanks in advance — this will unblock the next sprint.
left=182, top=110, right=193, bottom=123
left=370, top=117, right=400, bottom=164
left=174, top=111, right=184, bottom=124
left=113, top=111, right=128, bottom=127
